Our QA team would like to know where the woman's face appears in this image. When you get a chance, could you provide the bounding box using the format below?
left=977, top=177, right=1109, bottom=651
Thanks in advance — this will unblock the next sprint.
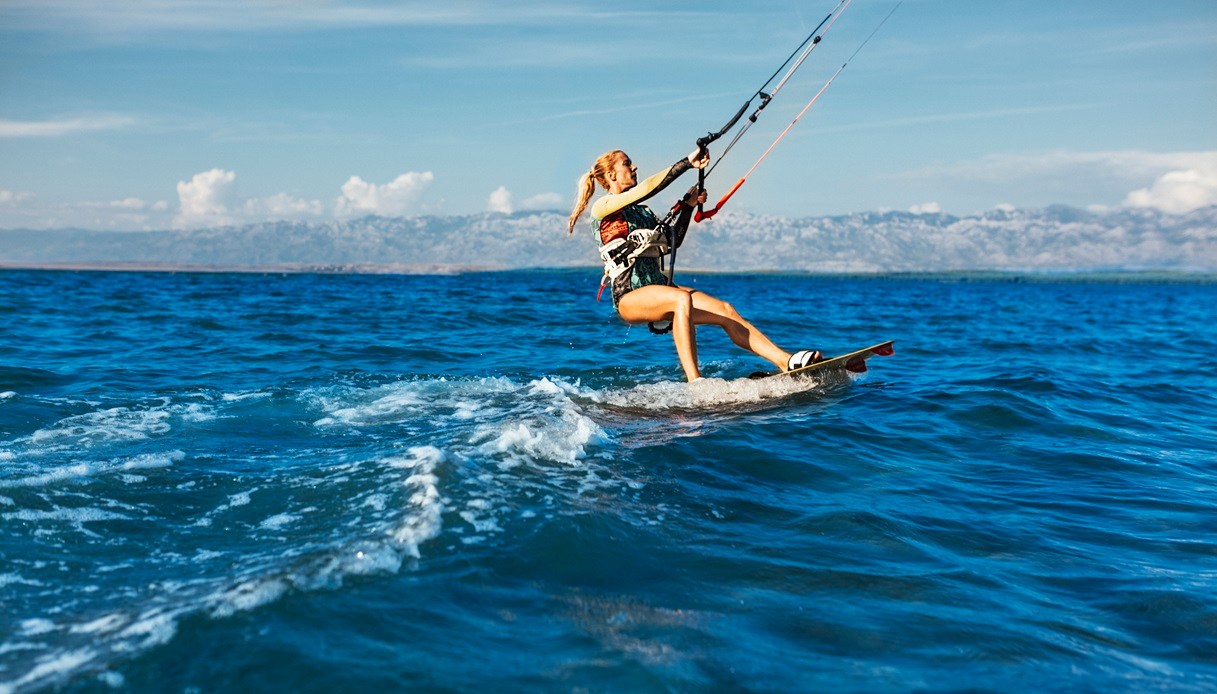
left=608, top=152, right=638, bottom=191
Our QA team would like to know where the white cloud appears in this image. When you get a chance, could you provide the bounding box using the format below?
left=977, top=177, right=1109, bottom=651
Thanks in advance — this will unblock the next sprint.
left=1124, top=161, right=1217, bottom=214
left=0, top=190, right=34, bottom=205
left=3, top=1, right=698, bottom=34
left=0, top=114, right=134, bottom=138
left=898, top=149, right=1217, bottom=212
left=486, top=189, right=563, bottom=214
left=909, top=202, right=941, bottom=214
left=109, top=197, right=148, bottom=210
left=244, top=193, right=324, bottom=220
left=175, top=168, right=237, bottom=227
left=488, top=186, right=513, bottom=214
left=994, top=203, right=1016, bottom=212
left=520, top=192, right=563, bottom=210
left=336, top=172, right=434, bottom=217
left=174, top=169, right=327, bottom=226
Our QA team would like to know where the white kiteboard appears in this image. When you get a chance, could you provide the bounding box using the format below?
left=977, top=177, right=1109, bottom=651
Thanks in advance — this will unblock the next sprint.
left=750, top=340, right=895, bottom=379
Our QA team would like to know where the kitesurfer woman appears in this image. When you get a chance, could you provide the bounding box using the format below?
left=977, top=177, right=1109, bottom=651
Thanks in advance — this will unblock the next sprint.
left=568, top=148, right=821, bottom=382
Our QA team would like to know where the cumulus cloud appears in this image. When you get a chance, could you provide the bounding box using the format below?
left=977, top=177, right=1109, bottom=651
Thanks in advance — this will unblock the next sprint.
left=1124, top=161, right=1217, bottom=214
left=909, top=202, right=941, bottom=214
left=175, top=168, right=237, bottom=227
left=488, top=186, right=513, bottom=214
left=173, top=168, right=327, bottom=227
left=336, top=171, right=434, bottom=217
left=898, top=149, right=1217, bottom=212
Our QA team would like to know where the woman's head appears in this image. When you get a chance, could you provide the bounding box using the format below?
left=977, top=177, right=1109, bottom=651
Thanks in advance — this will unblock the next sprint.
left=567, top=150, right=632, bottom=234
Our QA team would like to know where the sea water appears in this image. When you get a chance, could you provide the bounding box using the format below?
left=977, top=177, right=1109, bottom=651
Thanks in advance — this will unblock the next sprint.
left=1, top=268, right=1214, bottom=692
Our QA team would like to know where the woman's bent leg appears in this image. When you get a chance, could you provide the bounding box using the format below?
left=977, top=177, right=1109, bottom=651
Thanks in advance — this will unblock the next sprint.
left=616, top=285, right=701, bottom=381
left=685, top=289, right=792, bottom=370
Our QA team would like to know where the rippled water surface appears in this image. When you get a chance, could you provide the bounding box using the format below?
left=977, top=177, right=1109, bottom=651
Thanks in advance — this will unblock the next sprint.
left=1, top=268, right=1215, bottom=692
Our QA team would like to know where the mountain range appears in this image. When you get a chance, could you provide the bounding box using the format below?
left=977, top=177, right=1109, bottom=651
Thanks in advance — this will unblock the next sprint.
left=2, top=205, right=1215, bottom=274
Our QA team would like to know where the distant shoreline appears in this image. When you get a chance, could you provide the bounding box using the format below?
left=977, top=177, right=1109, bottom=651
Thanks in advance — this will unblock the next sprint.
left=3, top=262, right=1215, bottom=284
left=0, top=261, right=512, bottom=275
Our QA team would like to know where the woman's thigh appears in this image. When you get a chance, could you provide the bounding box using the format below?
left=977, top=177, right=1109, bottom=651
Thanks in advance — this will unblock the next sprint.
left=615, top=284, right=693, bottom=324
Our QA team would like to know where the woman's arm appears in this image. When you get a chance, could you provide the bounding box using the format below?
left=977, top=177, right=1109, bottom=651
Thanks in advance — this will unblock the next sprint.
left=590, top=157, right=692, bottom=220
left=590, top=146, right=708, bottom=219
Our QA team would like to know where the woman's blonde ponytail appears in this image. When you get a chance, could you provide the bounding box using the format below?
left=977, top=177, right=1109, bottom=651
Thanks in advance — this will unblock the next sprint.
left=567, top=170, right=596, bottom=235
left=566, top=150, right=624, bottom=235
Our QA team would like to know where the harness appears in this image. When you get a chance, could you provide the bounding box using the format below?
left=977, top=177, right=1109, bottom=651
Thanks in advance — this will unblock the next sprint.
left=595, top=205, right=691, bottom=335
left=596, top=226, right=670, bottom=296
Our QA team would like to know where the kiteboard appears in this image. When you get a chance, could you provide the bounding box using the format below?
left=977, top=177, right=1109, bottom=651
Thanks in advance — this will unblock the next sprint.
left=750, top=340, right=895, bottom=379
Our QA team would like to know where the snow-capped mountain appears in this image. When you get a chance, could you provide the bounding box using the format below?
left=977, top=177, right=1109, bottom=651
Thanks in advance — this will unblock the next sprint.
left=2, top=205, right=1214, bottom=273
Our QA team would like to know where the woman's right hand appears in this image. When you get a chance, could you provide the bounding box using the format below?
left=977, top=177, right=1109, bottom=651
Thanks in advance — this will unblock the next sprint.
left=688, top=146, right=710, bottom=169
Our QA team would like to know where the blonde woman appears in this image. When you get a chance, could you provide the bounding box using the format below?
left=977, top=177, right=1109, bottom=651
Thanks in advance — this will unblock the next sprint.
left=568, top=148, right=821, bottom=382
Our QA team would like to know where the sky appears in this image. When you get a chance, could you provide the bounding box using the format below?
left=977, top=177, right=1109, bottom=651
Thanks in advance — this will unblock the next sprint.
left=1, top=0, right=1215, bottom=231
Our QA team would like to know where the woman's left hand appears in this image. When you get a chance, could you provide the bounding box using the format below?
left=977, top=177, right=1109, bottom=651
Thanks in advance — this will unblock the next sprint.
left=687, top=146, right=710, bottom=169
left=683, top=185, right=708, bottom=207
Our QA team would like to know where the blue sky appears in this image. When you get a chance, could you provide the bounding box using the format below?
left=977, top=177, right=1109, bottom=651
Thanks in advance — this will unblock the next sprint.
left=1, top=0, right=1215, bottom=230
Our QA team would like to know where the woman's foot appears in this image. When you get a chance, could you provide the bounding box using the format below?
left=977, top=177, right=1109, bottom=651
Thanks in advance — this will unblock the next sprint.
left=786, top=349, right=824, bottom=371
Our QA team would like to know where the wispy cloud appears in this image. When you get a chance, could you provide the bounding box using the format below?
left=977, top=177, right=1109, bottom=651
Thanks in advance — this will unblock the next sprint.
left=0, top=115, right=135, bottom=138
left=900, top=150, right=1217, bottom=185
left=807, top=102, right=1107, bottom=135
left=540, top=91, right=741, bottom=123
left=2, top=0, right=710, bottom=34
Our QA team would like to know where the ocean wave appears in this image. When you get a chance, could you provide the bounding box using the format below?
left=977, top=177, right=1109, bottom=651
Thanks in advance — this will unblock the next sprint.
left=0, top=445, right=448, bottom=692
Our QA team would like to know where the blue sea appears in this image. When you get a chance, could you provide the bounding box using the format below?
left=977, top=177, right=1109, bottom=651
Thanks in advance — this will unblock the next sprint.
left=1, top=268, right=1215, bottom=692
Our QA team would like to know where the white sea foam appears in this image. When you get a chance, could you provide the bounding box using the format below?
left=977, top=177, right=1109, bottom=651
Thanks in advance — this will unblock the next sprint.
left=0, top=451, right=182, bottom=489
left=19, top=619, right=56, bottom=636
left=203, top=447, right=447, bottom=615
left=5, top=649, right=97, bottom=693
left=177, top=403, right=216, bottom=423
left=2, top=507, right=128, bottom=523
left=114, top=610, right=178, bottom=651
left=259, top=513, right=299, bottom=530
left=311, top=377, right=520, bottom=428
left=195, top=488, right=257, bottom=526
left=207, top=577, right=290, bottom=618
left=362, top=493, right=388, bottom=511
left=68, top=614, right=127, bottom=635
left=0, top=572, right=41, bottom=588
left=459, top=498, right=502, bottom=535
left=590, top=372, right=845, bottom=411
left=0, top=380, right=594, bottom=691
left=313, top=388, right=424, bottom=426
left=29, top=407, right=172, bottom=446
left=465, top=377, right=607, bottom=470
left=221, top=391, right=271, bottom=402
left=0, top=642, right=41, bottom=656
left=386, top=446, right=446, bottom=558
left=0, top=391, right=16, bottom=400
